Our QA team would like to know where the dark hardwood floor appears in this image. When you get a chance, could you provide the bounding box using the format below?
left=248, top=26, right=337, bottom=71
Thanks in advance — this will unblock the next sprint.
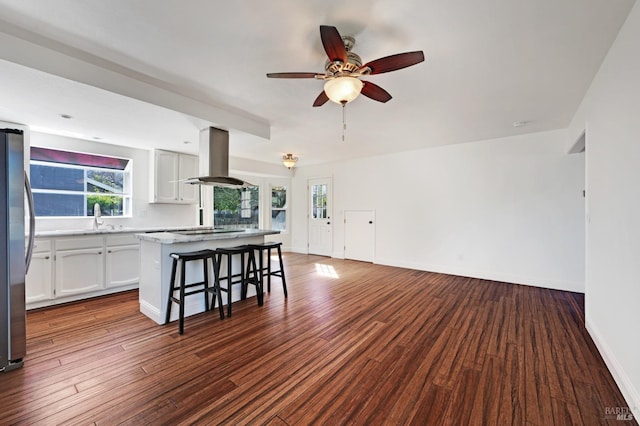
left=0, top=253, right=634, bottom=425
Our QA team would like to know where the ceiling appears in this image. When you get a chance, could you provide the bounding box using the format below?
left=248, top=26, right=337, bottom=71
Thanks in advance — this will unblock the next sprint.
left=0, top=0, right=635, bottom=167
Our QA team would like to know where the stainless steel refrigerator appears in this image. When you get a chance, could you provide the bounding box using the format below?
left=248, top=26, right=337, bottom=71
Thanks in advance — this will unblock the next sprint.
left=1, top=128, right=35, bottom=372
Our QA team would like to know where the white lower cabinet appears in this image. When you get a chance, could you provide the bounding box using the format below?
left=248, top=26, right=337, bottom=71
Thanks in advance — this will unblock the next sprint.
left=26, top=233, right=140, bottom=309
left=55, top=247, right=105, bottom=297
left=105, top=234, right=140, bottom=288
left=25, top=240, right=53, bottom=304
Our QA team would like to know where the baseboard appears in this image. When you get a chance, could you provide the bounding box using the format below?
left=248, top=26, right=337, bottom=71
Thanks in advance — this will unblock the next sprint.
left=586, top=319, right=640, bottom=419
left=289, top=246, right=309, bottom=254
left=27, top=284, right=139, bottom=310
left=373, top=257, right=584, bottom=293
left=139, top=300, right=162, bottom=325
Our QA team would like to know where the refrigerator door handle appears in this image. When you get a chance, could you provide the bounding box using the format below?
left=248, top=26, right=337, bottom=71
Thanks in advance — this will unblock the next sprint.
left=24, top=171, right=35, bottom=273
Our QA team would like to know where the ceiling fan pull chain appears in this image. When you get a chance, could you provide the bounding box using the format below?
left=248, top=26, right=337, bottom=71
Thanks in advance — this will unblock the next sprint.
left=342, top=103, right=347, bottom=142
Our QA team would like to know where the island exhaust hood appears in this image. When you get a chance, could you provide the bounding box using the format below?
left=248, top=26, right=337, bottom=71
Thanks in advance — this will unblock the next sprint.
left=183, top=127, right=252, bottom=187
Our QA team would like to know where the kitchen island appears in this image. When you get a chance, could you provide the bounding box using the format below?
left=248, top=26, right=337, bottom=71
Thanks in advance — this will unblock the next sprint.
left=135, top=228, right=279, bottom=324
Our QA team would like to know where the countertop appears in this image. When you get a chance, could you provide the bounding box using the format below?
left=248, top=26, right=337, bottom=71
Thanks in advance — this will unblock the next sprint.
left=136, top=229, right=279, bottom=244
left=34, top=226, right=256, bottom=238
left=35, top=227, right=159, bottom=238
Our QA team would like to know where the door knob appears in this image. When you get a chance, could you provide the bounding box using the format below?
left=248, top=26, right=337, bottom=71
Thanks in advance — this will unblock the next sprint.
left=327, top=222, right=331, bottom=225
left=369, top=221, right=373, bottom=224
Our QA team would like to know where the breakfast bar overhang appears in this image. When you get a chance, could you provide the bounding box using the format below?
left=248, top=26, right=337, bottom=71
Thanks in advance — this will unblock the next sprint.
left=135, top=229, right=279, bottom=324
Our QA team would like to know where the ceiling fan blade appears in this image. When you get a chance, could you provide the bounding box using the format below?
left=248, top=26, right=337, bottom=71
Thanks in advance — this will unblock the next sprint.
left=266, top=72, right=320, bottom=78
left=320, top=25, right=347, bottom=63
left=361, top=81, right=392, bottom=103
left=313, top=91, right=329, bottom=107
left=361, top=51, right=425, bottom=75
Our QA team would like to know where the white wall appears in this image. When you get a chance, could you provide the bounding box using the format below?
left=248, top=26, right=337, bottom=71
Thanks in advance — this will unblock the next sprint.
left=292, top=129, right=585, bottom=292
left=570, top=1, right=640, bottom=415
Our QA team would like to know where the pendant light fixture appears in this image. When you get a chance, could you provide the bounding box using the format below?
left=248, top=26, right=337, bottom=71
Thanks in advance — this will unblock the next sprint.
left=282, top=153, right=298, bottom=169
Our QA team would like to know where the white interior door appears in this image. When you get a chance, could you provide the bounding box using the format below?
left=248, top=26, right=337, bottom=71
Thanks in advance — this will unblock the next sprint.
left=308, top=178, right=332, bottom=256
left=344, top=210, right=375, bottom=262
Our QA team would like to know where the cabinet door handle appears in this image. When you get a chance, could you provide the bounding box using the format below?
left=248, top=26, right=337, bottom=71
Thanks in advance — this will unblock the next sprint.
left=44, top=256, right=50, bottom=260
left=108, top=250, right=112, bottom=253
left=98, top=251, right=102, bottom=255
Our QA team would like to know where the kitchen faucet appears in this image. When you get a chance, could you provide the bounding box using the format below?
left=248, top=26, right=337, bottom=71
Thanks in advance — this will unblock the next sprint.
left=93, top=203, right=104, bottom=230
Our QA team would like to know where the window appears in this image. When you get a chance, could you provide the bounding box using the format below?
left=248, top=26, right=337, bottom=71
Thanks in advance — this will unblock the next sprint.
left=213, top=186, right=259, bottom=228
left=311, top=183, right=327, bottom=219
left=30, top=147, right=132, bottom=217
left=271, top=185, right=287, bottom=231
left=240, top=189, right=252, bottom=219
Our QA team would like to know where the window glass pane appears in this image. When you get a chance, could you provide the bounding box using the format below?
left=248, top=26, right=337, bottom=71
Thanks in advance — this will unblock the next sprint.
left=240, top=190, right=252, bottom=218
left=87, top=195, right=124, bottom=216
left=30, top=164, right=83, bottom=191
left=272, top=210, right=286, bottom=231
left=214, top=186, right=259, bottom=228
left=272, top=186, right=286, bottom=209
left=33, top=193, right=85, bottom=216
left=87, top=170, right=123, bottom=194
left=312, top=184, right=327, bottom=219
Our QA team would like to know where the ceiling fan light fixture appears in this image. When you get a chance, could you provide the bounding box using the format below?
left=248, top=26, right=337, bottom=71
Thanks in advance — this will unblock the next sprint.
left=282, top=153, right=298, bottom=169
left=324, top=76, right=363, bottom=104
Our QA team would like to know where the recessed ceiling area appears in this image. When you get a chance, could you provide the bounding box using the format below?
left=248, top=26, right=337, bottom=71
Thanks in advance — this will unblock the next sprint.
left=0, top=0, right=635, bottom=166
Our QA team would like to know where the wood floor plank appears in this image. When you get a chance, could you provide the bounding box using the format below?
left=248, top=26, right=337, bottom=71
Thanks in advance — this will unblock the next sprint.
left=486, top=297, right=509, bottom=357
left=497, top=343, right=524, bottom=425
left=551, top=397, right=585, bottom=426
left=542, top=309, right=580, bottom=406
left=324, top=347, right=407, bottom=423
left=468, top=355, right=502, bottom=425
left=409, top=383, right=452, bottom=425
left=385, top=325, right=459, bottom=423
left=433, top=313, right=475, bottom=389
left=523, top=316, right=555, bottom=426
left=0, top=253, right=634, bottom=425
left=442, top=368, right=481, bottom=425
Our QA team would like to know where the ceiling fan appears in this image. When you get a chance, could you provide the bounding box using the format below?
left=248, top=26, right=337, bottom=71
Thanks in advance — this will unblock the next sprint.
left=267, top=25, right=425, bottom=107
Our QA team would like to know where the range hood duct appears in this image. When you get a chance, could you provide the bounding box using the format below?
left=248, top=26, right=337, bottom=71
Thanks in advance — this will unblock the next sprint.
left=184, top=127, right=252, bottom=187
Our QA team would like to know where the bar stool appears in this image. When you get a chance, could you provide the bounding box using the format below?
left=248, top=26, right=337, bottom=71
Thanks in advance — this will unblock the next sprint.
left=249, top=242, right=288, bottom=298
left=165, top=249, right=224, bottom=335
left=214, top=245, right=261, bottom=317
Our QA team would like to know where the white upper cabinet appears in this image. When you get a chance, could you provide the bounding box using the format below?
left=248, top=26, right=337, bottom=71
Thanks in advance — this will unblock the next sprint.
left=150, top=149, right=198, bottom=204
left=178, top=153, right=199, bottom=204
left=152, top=150, right=179, bottom=203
